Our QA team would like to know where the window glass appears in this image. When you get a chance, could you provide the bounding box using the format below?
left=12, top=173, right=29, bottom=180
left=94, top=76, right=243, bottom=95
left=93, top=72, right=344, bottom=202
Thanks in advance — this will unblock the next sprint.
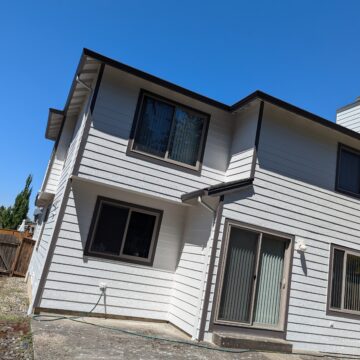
left=133, top=97, right=174, bottom=157
left=123, top=211, right=156, bottom=258
left=168, top=108, right=205, bottom=166
left=338, top=148, right=360, bottom=194
left=91, top=203, right=129, bottom=255
left=331, top=249, right=344, bottom=309
left=330, top=247, right=360, bottom=314
left=86, top=198, right=162, bottom=265
left=131, top=94, right=208, bottom=168
left=344, top=254, right=360, bottom=312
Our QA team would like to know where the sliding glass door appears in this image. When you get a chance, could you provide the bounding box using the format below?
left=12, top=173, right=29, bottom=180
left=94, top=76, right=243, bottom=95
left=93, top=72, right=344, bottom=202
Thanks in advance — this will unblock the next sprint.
left=216, top=222, right=291, bottom=330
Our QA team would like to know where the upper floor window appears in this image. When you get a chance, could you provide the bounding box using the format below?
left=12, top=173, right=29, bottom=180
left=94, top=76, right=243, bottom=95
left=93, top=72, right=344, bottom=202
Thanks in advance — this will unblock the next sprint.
left=129, top=91, right=210, bottom=171
left=336, top=144, right=360, bottom=197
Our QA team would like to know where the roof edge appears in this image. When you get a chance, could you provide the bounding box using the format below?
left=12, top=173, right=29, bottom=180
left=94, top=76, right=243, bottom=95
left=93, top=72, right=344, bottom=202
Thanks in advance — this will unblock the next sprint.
left=48, top=48, right=360, bottom=146
left=83, top=48, right=231, bottom=111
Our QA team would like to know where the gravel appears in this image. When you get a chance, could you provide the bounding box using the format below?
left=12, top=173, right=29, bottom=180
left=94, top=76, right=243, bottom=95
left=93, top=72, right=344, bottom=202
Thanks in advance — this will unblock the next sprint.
left=0, top=276, right=33, bottom=360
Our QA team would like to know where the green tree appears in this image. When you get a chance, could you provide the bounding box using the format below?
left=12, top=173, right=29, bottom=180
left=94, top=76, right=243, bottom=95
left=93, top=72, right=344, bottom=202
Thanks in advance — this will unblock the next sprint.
left=0, top=205, right=4, bottom=228
left=0, top=175, right=32, bottom=229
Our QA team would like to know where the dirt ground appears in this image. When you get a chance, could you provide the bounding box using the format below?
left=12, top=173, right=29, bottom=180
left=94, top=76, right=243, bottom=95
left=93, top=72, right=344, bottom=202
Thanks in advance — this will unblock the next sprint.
left=0, top=276, right=33, bottom=360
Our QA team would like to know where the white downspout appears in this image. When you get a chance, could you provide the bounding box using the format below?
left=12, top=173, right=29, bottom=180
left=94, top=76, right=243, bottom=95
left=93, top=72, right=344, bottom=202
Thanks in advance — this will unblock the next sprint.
left=192, top=196, right=217, bottom=340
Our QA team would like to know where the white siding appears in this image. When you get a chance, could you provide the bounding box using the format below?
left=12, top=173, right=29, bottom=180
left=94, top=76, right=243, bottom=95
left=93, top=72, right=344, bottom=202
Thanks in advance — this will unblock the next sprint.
left=204, top=104, right=360, bottom=355
left=39, top=180, right=186, bottom=321
left=28, top=106, right=88, bottom=302
left=169, top=203, right=214, bottom=337
left=77, top=66, right=233, bottom=202
left=226, top=102, right=259, bottom=181
left=40, top=115, right=79, bottom=195
left=337, top=102, right=360, bottom=133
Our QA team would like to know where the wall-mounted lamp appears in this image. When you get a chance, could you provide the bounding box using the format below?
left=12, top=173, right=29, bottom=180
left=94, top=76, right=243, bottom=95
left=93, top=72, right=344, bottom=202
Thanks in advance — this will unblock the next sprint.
left=295, top=238, right=307, bottom=252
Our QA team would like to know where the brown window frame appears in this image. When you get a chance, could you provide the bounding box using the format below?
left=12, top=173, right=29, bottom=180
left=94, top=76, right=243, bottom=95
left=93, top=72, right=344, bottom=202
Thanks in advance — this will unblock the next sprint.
left=127, top=89, right=210, bottom=173
left=335, top=143, right=360, bottom=199
left=213, top=220, right=293, bottom=333
left=84, top=196, right=163, bottom=266
left=328, top=244, right=360, bottom=318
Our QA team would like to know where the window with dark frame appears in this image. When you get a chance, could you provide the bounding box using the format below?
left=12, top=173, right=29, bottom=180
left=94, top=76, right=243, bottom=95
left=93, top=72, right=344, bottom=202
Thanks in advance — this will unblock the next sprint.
left=84, top=197, right=163, bottom=265
left=329, top=245, right=360, bottom=314
left=130, top=92, right=209, bottom=170
left=336, top=144, right=360, bottom=197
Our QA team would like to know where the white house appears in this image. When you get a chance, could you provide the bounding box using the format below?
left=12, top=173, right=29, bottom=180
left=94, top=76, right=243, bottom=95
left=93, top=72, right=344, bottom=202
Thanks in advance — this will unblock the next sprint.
left=28, top=48, right=360, bottom=356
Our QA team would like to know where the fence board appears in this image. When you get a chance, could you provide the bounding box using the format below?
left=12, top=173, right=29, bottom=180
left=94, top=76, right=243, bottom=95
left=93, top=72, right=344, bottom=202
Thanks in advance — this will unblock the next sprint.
left=0, top=230, right=34, bottom=277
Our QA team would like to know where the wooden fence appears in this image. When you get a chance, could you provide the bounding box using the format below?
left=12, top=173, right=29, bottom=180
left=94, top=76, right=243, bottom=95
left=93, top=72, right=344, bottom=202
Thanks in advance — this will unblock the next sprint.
left=0, top=229, right=35, bottom=277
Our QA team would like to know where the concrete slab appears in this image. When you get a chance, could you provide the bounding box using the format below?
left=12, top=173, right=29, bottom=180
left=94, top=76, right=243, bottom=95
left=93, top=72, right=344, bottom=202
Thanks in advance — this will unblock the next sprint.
left=30, top=314, right=343, bottom=360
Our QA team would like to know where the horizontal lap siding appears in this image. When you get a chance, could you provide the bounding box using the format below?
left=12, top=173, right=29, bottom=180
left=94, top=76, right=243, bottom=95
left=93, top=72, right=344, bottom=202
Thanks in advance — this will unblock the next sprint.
left=337, top=103, right=360, bottom=133
left=169, top=204, right=213, bottom=337
left=226, top=103, right=258, bottom=182
left=28, top=108, right=87, bottom=302
left=40, top=179, right=185, bottom=322
left=205, top=105, right=360, bottom=355
left=77, top=66, right=232, bottom=202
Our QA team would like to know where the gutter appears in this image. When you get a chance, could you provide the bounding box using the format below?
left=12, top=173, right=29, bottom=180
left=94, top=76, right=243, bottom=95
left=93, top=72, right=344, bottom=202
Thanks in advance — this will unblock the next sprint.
left=181, top=177, right=254, bottom=202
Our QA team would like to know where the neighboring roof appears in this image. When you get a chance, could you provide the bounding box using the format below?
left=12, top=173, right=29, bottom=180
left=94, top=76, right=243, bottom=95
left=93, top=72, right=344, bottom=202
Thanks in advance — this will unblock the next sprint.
left=181, top=177, right=254, bottom=201
left=47, top=48, right=360, bottom=144
left=336, top=98, right=360, bottom=114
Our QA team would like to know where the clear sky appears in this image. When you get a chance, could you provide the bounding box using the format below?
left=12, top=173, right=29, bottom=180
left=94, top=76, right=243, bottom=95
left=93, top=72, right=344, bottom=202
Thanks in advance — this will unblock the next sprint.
left=1, top=0, right=360, bottom=215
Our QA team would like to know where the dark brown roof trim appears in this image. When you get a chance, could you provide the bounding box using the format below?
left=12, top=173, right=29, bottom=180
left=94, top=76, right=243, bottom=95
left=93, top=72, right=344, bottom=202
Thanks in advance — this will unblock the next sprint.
left=83, top=48, right=230, bottom=111
left=232, top=91, right=360, bottom=141
left=50, top=49, right=360, bottom=145
left=83, top=49, right=360, bottom=142
left=181, top=177, right=254, bottom=201
left=49, top=108, right=65, bottom=115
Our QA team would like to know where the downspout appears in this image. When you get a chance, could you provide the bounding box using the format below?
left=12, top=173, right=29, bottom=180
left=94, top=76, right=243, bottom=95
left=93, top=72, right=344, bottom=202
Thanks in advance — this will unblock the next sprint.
left=191, top=195, right=219, bottom=340
left=196, top=195, right=224, bottom=341
left=197, top=196, right=216, bottom=218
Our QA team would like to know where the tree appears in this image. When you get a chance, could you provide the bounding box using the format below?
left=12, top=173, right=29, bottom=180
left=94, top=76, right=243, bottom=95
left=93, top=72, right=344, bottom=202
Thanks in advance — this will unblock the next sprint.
left=0, top=205, right=4, bottom=228
left=0, top=175, right=32, bottom=229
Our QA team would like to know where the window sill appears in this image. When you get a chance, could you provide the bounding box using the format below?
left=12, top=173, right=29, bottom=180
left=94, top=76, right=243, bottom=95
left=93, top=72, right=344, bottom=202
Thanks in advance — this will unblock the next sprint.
left=335, top=187, right=360, bottom=200
left=327, top=308, right=360, bottom=321
left=126, top=148, right=203, bottom=176
left=83, top=251, right=154, bottom=267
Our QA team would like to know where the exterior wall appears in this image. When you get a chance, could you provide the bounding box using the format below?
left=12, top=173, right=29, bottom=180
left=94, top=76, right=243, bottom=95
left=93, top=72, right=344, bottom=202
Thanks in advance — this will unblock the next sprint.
left=336, top=102, right=360, bottom=133
left=39, top=179, right=186, bottom=321
left=41, top=115, right=79, bottom=194
left=169, top=202, right=214, bottom=337
left=28, top=103, right=89, bottom=302
left=225, top=102, right=259, bottom=181
left=77, top=66, right=233, bottom=203
left=204, top=104, right=360, bottom=355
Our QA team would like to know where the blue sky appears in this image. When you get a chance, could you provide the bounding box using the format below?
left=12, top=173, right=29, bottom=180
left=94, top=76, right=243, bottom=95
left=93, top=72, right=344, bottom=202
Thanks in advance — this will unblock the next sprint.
left=1, top=0, right=360, bottom=215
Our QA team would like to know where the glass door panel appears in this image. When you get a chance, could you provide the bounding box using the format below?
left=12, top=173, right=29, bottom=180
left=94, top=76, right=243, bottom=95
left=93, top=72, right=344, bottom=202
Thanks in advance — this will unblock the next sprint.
left=217, top=224, right=288, bottom=330
left=218, top=227, right=259, bottom=323
left=253, top=235, right=285, bottom=326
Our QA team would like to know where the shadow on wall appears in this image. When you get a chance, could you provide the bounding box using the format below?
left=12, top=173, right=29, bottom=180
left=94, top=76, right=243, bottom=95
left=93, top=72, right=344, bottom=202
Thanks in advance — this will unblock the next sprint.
left=223, top=186, right=256, bottom=206
left=257, top=104, right=337, bottom=192
left=71, top=180, right=96, bottom=256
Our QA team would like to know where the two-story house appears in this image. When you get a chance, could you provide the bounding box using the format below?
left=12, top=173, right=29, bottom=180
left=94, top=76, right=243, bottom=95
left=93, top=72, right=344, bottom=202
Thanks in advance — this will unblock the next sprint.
left=28, top=48, right=360, bottom=356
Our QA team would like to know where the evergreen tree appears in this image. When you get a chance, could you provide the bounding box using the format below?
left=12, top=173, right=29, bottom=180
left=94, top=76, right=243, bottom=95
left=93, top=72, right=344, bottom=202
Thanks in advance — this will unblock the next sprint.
left=0, top=175, right=32, bottom=229
left=0, top=205, right=4, bottom=228
left=0, top=207, right=13, bottom=229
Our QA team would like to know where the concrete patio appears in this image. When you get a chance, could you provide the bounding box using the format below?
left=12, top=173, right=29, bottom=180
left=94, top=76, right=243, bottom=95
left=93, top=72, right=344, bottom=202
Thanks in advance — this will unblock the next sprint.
left=31, top=314, right=346, bottom=360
